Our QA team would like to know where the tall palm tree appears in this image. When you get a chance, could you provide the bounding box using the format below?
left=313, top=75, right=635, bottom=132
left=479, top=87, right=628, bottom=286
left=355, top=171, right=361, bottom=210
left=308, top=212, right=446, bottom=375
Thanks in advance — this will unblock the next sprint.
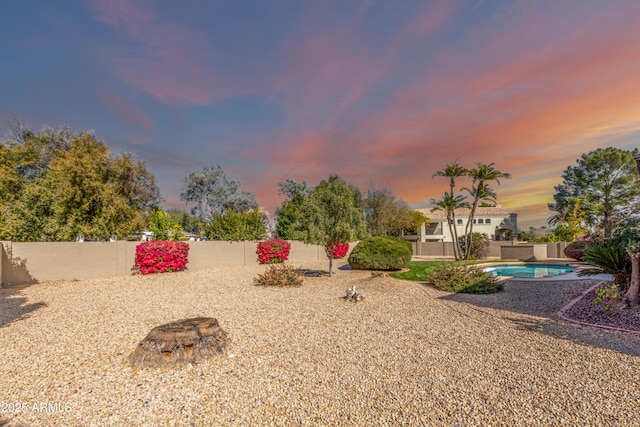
left=431, top=192, right=469, bottom=260
left=464, top=163, right=511, bottom=259
left=432, top=159, right=468, bottom=196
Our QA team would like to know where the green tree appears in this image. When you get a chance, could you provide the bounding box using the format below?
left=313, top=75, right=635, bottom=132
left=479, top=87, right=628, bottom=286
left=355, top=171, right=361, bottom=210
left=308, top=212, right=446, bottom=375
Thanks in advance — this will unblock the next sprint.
left=407, top=210, right=430, bottom=235
left=274, top=179, right=312, bottom=240
left=550, top=147, right=640, bottom=238
left=166, top=208, right=202, bottom=235
left=364, top=184, right=412, bottom=237
left=40, top=133, right=159, bottom=240
left=299, top=176, right=366, bottom=275
left=205, top=209, right=267, bottom=241
left=180, top=164, right=258, bottom=220
left=148, top=208, right=184, bottom=240
left=0, top=130, right=160, bottom=241
left=275, top=193, right=306, bottom=240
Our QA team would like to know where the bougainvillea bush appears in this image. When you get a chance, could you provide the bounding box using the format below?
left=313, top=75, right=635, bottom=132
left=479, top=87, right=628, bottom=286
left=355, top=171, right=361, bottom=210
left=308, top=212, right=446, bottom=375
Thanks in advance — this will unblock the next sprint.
left=133, top=240, right=190, bottom=275
left=326, top=242, right=349, bottom=259
left=257, top=239, right=291, bottom=264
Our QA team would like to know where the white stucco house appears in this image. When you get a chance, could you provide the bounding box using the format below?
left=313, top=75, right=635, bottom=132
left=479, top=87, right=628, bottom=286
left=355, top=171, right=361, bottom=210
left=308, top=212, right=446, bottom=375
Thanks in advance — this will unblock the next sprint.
left=415, top=205, right=518, bottom=243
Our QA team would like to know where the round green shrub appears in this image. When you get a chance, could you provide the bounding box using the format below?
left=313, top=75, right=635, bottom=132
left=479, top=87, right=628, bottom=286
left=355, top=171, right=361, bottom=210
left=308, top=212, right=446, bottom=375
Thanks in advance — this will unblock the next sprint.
left=348, top=236, right=413, bottom=271
left=564, top=240, right=590, bottom=261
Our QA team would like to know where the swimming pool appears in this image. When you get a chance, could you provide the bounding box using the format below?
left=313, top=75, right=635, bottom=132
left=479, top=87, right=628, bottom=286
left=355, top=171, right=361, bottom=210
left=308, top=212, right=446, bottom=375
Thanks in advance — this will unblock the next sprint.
left=482, top=264, right=575, bottom=278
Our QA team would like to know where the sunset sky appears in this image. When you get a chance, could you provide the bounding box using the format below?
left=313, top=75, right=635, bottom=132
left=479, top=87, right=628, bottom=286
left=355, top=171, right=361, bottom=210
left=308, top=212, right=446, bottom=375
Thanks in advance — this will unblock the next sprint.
left=2, top=1, right=640, bottom=227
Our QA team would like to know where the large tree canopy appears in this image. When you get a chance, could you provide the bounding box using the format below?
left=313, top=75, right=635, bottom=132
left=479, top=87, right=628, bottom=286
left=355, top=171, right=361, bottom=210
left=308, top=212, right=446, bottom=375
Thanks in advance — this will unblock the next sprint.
left=180, top=164, right=258, bottom=220
left=364, top=184, right=413, bottom=237
left=550, top=147, right=640, bottom=238
left=274, top=179, right=313, bottom=240
left=0, top=129, right=161, bottom=241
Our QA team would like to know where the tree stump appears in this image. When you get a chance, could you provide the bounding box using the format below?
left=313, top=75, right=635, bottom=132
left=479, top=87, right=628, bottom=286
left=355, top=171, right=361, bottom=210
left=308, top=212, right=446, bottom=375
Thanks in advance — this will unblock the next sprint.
left=129, top=317, right=228, bottom=368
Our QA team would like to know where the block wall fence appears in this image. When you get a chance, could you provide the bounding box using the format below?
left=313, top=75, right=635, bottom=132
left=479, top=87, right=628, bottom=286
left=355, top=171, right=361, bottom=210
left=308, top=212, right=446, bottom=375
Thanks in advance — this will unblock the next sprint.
left=0, top=240, right=356, bottom=286
left=1, top=240, right=571, bottom=286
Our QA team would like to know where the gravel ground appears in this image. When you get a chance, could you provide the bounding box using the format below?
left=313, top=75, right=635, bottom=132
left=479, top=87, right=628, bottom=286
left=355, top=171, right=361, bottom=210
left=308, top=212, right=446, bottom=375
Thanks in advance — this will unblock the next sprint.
left=1, top=261, right=640, bottom=426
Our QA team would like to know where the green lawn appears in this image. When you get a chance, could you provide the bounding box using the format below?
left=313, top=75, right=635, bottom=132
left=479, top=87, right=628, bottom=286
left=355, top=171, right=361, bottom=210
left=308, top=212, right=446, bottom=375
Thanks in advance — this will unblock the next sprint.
left=390, top=260, right=515, bottom=281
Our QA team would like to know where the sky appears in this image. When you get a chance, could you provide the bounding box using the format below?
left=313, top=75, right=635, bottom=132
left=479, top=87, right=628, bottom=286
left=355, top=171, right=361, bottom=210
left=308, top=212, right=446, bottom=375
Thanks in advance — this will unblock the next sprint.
left=2, top=0, right=640, bottom=228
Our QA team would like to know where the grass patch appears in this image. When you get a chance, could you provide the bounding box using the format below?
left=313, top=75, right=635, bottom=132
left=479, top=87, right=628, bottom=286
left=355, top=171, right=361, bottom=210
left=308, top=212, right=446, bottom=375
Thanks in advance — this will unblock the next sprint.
left=390, top=260, right=516, bottom=281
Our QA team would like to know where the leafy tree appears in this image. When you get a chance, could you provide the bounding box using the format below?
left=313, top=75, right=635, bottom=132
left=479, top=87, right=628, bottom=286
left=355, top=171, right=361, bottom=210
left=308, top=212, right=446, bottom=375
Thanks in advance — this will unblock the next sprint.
left=275, top=193, right=306, bottom=240
left=41, top=133, right=159, bottom=240
left=407, top=210, right=430, bottom=235
left=180, top=164, right=258, bottom=220
left=166, top=208, right=202, bottom=235
left=148, top=208, right=184, bottom=240
left=550, top=147, right=640, bottom=238
left=299, top=175, right=366, bottom=275
left=364, top=184, right=413, bottom=237
left=277, top=179, right=312, bottom=200
left=205, top=209, right=267, bottom=241
left=430, top=192, right=469, bottom=260
left=0, top=129, right=160, bottom=241
left=274, top=179, right=312, bottom=240
left=457, top=232, right=490, bottom=260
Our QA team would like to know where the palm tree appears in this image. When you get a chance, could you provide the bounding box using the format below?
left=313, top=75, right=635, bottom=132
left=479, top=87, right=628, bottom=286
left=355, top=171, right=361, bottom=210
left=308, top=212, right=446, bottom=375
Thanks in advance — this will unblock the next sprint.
left=431, top=192, right=469, bottom=260
left=432, top=159, right=468, bottom=196
left=432, top=160, right=470, bottom=259
left=464, top=163, right=511, bottom=259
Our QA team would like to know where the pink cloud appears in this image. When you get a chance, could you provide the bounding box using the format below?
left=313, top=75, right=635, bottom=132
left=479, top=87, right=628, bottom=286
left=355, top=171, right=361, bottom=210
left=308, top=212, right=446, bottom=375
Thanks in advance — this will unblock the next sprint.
left=89, top=0, right=219, bottom=105
left=102, top=90, right=153, bottom=134
left=236, top=2, right=640, bottom=226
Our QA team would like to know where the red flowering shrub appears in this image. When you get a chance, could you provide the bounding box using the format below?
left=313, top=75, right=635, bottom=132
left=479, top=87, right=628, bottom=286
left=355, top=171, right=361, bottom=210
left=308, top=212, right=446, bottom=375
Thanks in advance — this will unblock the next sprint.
left=257, top=239, right=291, bottom=264
left=326, top=242, right=349, bottom=259
left=133, top=240, right=190, bottom=275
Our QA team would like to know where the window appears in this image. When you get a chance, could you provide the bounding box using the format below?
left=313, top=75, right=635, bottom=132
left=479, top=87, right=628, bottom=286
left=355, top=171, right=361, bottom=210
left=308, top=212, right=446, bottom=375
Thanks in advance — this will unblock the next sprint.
left=457, top=219, right=463, bottom=225
left=478, top=219, right=484, bottom=224
left=473, top=219, right=476, bottom=224
left=485, top=219, right=491, bottom=224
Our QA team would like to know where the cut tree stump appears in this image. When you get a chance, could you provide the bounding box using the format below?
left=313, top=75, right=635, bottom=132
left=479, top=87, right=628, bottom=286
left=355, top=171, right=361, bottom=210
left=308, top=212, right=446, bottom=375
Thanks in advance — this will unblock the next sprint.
left=129, top=317, right=228, bottom=368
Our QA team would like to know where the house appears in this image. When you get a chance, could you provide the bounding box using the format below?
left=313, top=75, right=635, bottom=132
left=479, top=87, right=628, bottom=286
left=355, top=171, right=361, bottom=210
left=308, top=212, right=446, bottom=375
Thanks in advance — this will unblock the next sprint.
left=415, top=205, right=518, bottom=243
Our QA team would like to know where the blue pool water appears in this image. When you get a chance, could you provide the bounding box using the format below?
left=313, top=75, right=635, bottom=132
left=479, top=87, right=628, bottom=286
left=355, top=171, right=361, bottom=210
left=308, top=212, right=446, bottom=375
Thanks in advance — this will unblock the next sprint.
left=482, top=264, right=574, bottom=278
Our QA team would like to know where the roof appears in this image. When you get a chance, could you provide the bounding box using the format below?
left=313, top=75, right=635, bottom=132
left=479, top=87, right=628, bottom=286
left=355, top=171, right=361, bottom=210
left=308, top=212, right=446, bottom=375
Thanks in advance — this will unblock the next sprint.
left=419, top=205, right=512, bottom=221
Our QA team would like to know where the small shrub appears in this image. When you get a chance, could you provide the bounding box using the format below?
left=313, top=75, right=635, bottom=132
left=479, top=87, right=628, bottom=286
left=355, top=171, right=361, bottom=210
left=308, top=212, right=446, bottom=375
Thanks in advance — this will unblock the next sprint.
left=254, top=264, right=304, bottom=287
left=593, top=283, right=623, bottom=313
left=458, top=232, right=490, bottom=260
left=348, top=236, right=412, bottom=271
left=133, top=240, right=189, bottom=275
left=564, top=240, right=590, bottom=261
left=429, top=264, right=503, bottom=294
left=326, top=242, right=349, bottom=259
left=257, top=239, right=291, bottom=264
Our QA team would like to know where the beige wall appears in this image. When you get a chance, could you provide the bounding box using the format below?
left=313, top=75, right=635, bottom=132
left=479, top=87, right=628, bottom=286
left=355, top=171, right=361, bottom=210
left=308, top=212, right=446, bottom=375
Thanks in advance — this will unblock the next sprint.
left=0, top=240, right=358, bottom=286
left=413, top=240, right=571, bottom=260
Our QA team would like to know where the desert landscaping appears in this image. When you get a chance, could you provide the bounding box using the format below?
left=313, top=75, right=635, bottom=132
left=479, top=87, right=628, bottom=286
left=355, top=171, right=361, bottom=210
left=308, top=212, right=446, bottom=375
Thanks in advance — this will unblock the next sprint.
left=1, top=260, right=639, bottom=426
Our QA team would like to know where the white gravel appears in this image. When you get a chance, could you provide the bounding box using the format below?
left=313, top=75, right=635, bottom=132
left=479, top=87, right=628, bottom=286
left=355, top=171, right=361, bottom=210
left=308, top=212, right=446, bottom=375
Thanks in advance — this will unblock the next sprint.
left=1, top=261, right=639, bottom=426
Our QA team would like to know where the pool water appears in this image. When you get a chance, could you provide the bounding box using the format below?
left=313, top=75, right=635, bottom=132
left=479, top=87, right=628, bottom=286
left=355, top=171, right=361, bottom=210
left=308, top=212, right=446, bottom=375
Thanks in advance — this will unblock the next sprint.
left=482, top=264, right=574, bottom=278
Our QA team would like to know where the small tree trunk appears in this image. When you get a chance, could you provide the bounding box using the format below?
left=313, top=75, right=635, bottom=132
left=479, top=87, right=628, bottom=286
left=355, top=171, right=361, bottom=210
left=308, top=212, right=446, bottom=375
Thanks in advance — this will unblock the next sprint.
left=329, top=253, right=334, bottom=276
left=625, top=249, right=640, bottom=306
